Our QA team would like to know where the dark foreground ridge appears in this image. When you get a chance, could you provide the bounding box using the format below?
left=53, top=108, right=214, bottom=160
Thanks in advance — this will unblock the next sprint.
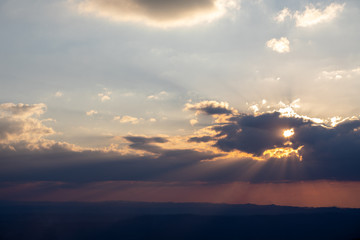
left=0, top=201, right=360, bottom=240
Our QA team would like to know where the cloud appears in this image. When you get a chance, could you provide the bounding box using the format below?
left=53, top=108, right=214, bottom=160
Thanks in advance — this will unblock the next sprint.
left=114, top=115, right=141, bottom=124
left=266, top=37, right=290, bottom=53
left=124, top=135, right=168, bottom=154
left=213, top=112, right=308, bottom=156
left=75, top=0, right=240, bottom=28
left=0, top=102, right=220, bottom=183
left=1, top=110, right=360, bottom=182
left=98, top=90, right=111, bottom=102
left=185, top=100, right=234, bottom=115
left=190, top=119, right=199, bottom=126
left=0, top=103, right=55, bottom=147
left=0, top=136, right=221, bottom=183
left=86, top=110, right=98, bottom=116
left=317, top=67, right=360, bottom=81
left=275, top=3, right=345, bottom=27
left=294, top=3, right=345, bottom=27
left=188, top=136, right=213, bottom=143
left=55, top=91, right=63, bottom=97
left=149, top=118, right=157, bottom=122
left=147, top=91, right=168, bottom=100
left=274, top=8, right=291, bottom=22
left=207, top=111, right=360, bottom=180
left=0, top=103, right=46, bottom=119
left=124, top=136, right=168, bottom=146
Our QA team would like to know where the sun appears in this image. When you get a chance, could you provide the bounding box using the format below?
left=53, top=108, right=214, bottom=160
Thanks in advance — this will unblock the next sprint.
left=283, top=128, right=294, bottom=138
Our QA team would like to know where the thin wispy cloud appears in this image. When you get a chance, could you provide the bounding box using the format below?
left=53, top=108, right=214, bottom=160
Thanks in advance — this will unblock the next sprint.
left=317, top=67, right=360, bottom=81
left=147, top=91, right=169, bottom=100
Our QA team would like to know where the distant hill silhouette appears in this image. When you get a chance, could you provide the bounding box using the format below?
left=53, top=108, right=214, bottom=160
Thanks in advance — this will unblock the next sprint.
left=0, top=201, right=359, bottom=240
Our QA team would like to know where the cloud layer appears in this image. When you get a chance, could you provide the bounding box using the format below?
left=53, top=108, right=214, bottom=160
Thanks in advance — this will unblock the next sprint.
left=1, top=101, right=360, bottom=183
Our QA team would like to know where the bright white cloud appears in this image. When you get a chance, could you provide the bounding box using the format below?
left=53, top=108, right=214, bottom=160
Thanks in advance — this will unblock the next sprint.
left=114, top=115, right=141, bottom=124
left=75, top=0, right=240, bottom=28
left=249, top=104, right=259, bottom=113
left=276, top=3, right=345, bottom=27
left=246, top=98, right=356, bottom=127
left=274, top=8, right=291, bottom=22
left=266, top=37, right=290, bottom=53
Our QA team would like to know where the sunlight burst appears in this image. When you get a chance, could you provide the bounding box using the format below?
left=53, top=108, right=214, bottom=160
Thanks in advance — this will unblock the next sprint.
left=283, top=128, right=295, bottom=138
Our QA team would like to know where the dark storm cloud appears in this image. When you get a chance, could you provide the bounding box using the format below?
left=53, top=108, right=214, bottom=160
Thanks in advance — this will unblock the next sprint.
left=207, top=112, right=360, bottom=181
left=214, top=112, right=310, bottom=155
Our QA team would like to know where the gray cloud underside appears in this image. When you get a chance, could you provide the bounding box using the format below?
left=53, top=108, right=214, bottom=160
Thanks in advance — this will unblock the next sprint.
left=0, top=141, right=222, bottom=182
left=79, top=0, right=220, bottom=23
left=188, top=136, right=213, bottom=143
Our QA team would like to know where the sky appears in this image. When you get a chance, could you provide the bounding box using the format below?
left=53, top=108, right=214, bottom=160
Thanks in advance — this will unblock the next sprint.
left=1, top=0, right=360, bottom=208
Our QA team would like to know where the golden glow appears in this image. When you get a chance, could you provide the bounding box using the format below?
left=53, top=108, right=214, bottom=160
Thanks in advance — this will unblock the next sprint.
left=262, top=146, right=303, bottom=161
left=283, top=128, right=294, bottom=138
left=209, top=150, right=264, bottom=162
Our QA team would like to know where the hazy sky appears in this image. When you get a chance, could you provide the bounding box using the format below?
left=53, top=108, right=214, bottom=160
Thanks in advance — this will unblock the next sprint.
left=1, top=0, right=360, bottom=207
